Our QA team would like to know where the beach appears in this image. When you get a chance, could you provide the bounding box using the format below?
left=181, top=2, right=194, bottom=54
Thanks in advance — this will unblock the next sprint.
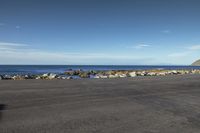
left=1, top=74, right=200, bottom=133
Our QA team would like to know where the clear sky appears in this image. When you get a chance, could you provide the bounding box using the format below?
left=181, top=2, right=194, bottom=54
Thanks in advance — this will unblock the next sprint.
left=0, top=0, right=200, bottom=65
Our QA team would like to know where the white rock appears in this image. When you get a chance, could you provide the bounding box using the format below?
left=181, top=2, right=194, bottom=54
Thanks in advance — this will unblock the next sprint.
left=109, top=75, right=118, bottom=78
left=36, top=76, right=41, bottom=79
left=140, top=71, right=147, bottom=76
left=48, top=73, right=57, bottom=79
left=42, top=73, right=49, bottom=77
left=61, top=77, right=67, bottom=79
left=119, top=74, right=127, bottom=78
left=147, top=72, right=156, bottom=76
left=93, top=75, right=100, bottom=79
left=157, top=72, right=166, bottom=76
left=171, top=70, right=178, bottom=74
left=99, top=75, right=108, bottom=78
left=67, top=76, right=73, bottom=79
left=129, top=72, right=136, bottom=77
left=12, top=76, right=17, bottom=80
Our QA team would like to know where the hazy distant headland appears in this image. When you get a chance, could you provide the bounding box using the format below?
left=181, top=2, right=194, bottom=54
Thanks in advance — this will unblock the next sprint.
left=192, top=59, right=200, bottom=66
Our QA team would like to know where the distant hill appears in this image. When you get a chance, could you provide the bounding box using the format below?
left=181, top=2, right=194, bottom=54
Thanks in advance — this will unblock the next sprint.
left=191, top=59, right=200, bottom=66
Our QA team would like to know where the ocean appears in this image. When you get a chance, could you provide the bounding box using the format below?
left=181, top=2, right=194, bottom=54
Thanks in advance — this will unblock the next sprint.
left=0, top=65, right=200, bottom=75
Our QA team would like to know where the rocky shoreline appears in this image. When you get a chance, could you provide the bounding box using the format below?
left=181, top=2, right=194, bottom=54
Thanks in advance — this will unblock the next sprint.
left=1, top=69, right=200, bottom=80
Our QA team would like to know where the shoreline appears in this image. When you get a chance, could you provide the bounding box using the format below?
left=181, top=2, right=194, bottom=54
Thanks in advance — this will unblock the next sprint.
left=0, top=69, right=200, bottom=80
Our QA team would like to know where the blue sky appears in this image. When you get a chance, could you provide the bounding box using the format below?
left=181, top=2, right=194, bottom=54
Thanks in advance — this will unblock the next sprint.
left=0, top=0, right=200, bottom=65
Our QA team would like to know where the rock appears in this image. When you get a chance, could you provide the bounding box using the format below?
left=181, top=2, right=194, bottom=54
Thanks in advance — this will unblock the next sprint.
left=67, top=76, right=73, bottom=79
left=57, top=75, right=67, bottom=79
left=129, top=72, right=136, bottom=77
left=98, top=71, right=106, bottom=75
left=0, top=75, right=3, bottom=80
left=90, top=70, right=97, bottom=75
left=79, top=72, right=89, bottom=78
left=93, top=75, right=100, bottom=79
left=106, top=71, right=116, bottom=75
left=41, top=73, right=57, bottom=79
left=147, top=72, right=156, bottom=76
left=108, top=74, right=118, bottom=78
left=24, top=75, right=34, bottom=79
left=171, top=70, right=178, bottom=74
left=65, top=70, right=82, bottom=76
left=191, top=69, right=200, bottom=74
left=48, top=73, right=58, bottom=79
left=42, top=73, right=49, bottom=77
left=119, top=74, right=127, bottom=78
left=12, top=75, right=25, bottom=80
left=140, top=71, right=147, bottom=76
left=3, top=75, right=12, bottom=80
left=36, top=76, right=41, bottom=80
left=65, top=71, right=75, bottom=76
left=41, top=73, right=48, bottom=79
left=99, top=75, right=108, bottom=78
left=157, top=72, right=166, bottom=76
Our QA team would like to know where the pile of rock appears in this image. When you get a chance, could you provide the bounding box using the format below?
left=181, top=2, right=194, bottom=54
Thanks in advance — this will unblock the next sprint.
left=0, top=69, right=200, bottom=80
left=36, top=73, right=58, bottom=80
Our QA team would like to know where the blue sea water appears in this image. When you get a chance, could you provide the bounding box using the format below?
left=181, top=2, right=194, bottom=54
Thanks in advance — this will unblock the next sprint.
left=0, top=65, right=200, bottom=75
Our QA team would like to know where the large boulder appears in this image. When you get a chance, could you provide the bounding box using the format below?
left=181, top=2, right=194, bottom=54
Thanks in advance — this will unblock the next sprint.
left=192, top=59, right=200, bottom=66
left=129, top=72, right=137, bottom=77
left=48, top=73, right=58, bottom=79
left=118, top=74, right=127, bottom=78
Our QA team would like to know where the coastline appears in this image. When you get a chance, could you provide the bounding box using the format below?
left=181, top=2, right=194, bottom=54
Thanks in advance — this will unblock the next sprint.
left=0, top=69, right=200, bottom=80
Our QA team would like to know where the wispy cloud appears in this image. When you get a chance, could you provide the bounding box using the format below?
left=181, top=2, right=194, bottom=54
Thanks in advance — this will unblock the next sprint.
left=128, top=43, right=151, bottom=49
left=0, top=42, right=155, bottom=65
left=0, top=42, right=29, bottom=52
left=0, top=42, right=28, bottom=47
left=168, top=44, right=200, bottom=59
left=168, top=52, right=191, bottom=58
left=187, top=45, right=200, bottom=50
left=134, top=44, right=151, bottom=49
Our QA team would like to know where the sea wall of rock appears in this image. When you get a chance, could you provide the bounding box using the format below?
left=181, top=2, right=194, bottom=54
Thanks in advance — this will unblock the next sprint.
left=0, top=69, right=200, bottom=80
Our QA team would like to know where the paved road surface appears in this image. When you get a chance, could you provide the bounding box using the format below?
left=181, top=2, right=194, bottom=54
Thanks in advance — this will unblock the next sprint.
left=1, top=75, right=200, bottom=133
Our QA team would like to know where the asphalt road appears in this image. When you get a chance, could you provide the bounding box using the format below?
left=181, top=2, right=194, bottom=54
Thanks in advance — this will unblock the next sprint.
left=1, top=75, right=200, bottom=133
